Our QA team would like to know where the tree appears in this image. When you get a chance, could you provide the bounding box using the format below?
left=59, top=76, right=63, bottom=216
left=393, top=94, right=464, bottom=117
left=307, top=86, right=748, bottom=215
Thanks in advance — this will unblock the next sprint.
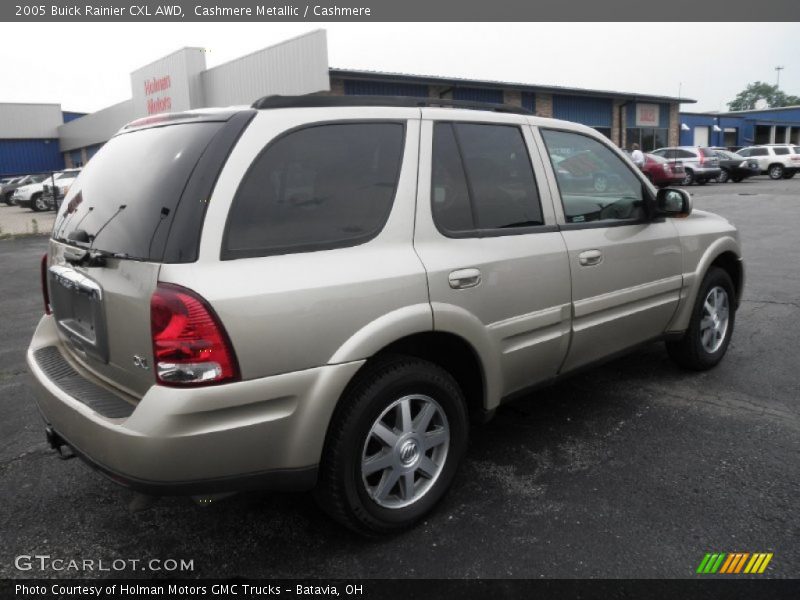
left=727, top=81, right=800, bottom=111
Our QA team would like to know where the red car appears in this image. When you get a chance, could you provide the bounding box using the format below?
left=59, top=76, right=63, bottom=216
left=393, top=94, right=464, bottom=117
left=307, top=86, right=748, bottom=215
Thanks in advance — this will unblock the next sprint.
left=640, top=153, right=685, bottom=187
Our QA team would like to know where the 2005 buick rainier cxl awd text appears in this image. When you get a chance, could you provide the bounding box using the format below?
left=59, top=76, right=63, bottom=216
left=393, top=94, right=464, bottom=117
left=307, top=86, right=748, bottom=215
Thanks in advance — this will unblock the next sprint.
left=27, top=96, right=743, bottom=535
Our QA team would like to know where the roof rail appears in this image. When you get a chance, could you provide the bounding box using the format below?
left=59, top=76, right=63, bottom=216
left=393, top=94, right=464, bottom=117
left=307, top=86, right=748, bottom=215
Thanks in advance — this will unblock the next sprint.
left=251, top=94, right=533, bottom=115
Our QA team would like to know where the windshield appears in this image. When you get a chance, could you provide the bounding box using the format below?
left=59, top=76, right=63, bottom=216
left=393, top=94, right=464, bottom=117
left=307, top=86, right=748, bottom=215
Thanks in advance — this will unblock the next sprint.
left=53, top=122, right=224, bottom=260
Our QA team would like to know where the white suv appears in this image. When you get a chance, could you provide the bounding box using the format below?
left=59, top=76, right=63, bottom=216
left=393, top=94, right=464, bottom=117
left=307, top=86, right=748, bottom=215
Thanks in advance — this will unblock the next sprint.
left=736, top=145, right=800, bottom=179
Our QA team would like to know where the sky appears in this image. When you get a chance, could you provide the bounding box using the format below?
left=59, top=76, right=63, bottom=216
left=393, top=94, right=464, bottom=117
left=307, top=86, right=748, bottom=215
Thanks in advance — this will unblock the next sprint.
left=1, top=22, right=798, bottom=113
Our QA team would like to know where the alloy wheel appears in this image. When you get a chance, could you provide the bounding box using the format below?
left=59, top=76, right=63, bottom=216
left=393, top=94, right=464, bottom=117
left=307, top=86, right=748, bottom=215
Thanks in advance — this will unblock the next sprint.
left=361, top=394, right=450, bottom=509
left=700, top=286, right=730, bottom=354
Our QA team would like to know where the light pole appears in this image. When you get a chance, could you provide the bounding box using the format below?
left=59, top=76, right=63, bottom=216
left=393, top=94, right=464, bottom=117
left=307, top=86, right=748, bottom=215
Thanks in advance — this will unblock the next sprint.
left=776, top=66, right=784, bottom=88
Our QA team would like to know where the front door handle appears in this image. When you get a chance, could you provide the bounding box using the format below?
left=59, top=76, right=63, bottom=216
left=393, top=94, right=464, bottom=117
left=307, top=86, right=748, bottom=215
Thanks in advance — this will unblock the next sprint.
left=448, top=268, right=482, bottom=289
left=578, top=249, right=603, bottom=266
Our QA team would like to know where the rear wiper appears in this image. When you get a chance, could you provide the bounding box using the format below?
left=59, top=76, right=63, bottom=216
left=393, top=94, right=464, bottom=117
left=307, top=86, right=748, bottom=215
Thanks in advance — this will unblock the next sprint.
left=64, top=247, right=145, bottom=267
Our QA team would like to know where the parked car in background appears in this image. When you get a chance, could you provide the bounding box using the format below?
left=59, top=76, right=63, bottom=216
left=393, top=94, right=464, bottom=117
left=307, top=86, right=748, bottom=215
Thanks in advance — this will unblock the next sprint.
left=709, top=148, right=761, bottom=183
left=640, top=153, right=685, bottom=187
left=650, top=147, right=722, bottom=185
left=2, top=173, right=48, bottom=205
left=42, top=169, right=81, bottom=210
left=28, top=97, right=744, bottom=535
left=14, top=170, right=80, bottom=212
left=736, top=145, right=799, bottom=179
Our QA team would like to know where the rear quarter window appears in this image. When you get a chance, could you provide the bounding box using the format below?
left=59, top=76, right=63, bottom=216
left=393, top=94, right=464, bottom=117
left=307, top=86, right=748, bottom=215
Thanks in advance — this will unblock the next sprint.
left=223, top=122, right=405, bottom=259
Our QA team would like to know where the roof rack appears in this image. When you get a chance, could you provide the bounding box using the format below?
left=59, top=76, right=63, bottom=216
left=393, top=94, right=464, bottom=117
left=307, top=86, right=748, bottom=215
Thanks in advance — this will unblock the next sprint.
left=251, top=94, right=533, bottom=115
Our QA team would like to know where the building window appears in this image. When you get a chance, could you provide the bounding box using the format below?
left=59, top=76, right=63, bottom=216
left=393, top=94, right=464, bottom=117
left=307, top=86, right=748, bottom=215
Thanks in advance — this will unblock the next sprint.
left=626, top=128, right=668, bottom=151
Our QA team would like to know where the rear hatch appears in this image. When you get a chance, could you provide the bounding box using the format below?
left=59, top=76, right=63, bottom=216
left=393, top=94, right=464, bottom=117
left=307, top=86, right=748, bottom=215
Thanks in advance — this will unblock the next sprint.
left=698, top=148, right=720, bottom=168
left=47, top=114, right=247, bottom=398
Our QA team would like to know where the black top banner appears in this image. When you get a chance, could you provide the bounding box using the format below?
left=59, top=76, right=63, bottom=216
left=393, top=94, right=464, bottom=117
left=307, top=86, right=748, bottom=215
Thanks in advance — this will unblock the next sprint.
left=3, top=0, right=800, bottom=21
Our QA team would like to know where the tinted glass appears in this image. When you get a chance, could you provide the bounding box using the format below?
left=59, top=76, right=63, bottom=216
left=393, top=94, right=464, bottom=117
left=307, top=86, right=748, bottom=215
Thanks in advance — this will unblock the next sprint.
left=750, top=148, right=769, bottom=156
left=431, top=123, right=473, bottom=232
left=737, top=149, right=750, bottom=157
left=773, top=147, right=789, bottom=155
left=224, top=123, right=404, bottom=258
left=54, top=122, right=224, bottom=260
left=715, top=150, right=737, bottom=160
left=431, top=123, right=543, bottom=234
left=793, top=147, right=800, bottom=154
left=677, top=149, right=696, bottom=158
left=542, top=129, right=645, bottom=224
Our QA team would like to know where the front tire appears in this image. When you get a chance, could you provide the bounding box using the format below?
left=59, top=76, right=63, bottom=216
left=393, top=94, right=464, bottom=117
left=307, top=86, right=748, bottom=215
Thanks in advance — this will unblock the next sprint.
left=716, top=170, right=729, bottom=183
left=681, top=170, right=694, bottom=186
left=315, top=357, right=468, bottom=535
left=666, top=267, right=736, bottom=371
left=768, top=164, right=785, bottom=180
left=3, top=192, right=13, bottom=205
left=31, top=193, right=47, bottom=212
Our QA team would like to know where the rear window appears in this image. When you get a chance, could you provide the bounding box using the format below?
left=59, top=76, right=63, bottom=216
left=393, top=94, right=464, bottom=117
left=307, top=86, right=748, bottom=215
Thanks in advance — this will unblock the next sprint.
left=53, top=122, right=224, bottom=261
left=699, top=148, right=717, bottom=157
left=794, top=147, right=800, bottom=154
left=223, top=122, right=405, bottom=259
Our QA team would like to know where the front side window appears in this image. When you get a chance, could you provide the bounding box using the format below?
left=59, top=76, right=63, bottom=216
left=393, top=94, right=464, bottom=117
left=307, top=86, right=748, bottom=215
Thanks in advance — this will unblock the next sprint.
left=541, top=129, right=646, bottom=224
left=224, top=122, right=405, bottom=259
left=431, top=122, right=544, bottom=234
left=750, top=148, right=769, bottom=157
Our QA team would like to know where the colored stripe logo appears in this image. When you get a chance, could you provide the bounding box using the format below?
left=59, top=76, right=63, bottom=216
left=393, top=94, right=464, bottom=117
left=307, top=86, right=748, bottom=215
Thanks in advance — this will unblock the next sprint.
left=696, top=552, right=773, bottom=574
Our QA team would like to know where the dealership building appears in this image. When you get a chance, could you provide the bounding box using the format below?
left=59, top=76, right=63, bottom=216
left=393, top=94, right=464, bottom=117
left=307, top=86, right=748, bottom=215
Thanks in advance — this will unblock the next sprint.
left=679, top=106, right=800, bottom=148
left=2, top=29, right=700, bottom=177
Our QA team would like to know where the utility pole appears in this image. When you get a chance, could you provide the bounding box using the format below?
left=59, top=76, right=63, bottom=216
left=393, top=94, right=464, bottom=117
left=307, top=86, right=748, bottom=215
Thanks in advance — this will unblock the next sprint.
left=776, top=66, right=784, bottom=88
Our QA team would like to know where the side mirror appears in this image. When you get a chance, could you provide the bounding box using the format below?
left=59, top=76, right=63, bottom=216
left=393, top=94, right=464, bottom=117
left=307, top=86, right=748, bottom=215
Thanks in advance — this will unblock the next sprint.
left=655, top=188, right=692, bottom=218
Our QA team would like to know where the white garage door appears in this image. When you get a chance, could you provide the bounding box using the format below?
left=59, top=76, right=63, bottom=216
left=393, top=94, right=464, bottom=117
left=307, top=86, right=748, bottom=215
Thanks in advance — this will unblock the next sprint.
left=694, top=126, right=709, bottom=147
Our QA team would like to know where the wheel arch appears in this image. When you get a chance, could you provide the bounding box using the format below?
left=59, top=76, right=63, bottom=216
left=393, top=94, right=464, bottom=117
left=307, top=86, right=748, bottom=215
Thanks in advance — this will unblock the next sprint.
left=666, top=237, right=744, bottom=333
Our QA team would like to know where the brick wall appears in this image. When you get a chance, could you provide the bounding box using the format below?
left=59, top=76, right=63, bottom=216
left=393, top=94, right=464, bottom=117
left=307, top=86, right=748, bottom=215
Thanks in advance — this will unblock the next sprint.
left=503, top=90, right=522, bottom=107
left=668, top=103, right=680, bottom=146
left=535, top=93, right=553, bottom=118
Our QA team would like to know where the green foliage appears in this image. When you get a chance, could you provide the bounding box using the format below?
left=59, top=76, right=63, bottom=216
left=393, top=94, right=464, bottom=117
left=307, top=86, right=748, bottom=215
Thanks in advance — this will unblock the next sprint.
left=727, top=81, right=800, bottom=111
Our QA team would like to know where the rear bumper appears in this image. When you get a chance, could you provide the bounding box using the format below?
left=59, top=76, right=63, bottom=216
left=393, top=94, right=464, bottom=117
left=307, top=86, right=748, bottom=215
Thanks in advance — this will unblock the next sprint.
left=27, top=315, right=364, bottom=494
left=690, top=167, right=722, bottom=179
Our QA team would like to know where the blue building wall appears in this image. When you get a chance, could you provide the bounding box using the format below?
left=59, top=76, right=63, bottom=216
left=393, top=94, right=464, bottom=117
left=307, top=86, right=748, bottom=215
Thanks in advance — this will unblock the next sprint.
left=62, top=111, right=86, bottom=123
left=553, top=95, right=612, bottom=126
left=344, top=80, right=428, bottom=97
left=452, top=87, right=504, bottom=104
left=680, top=108, right=800, bottom=147
left=0, top=139, right=64, bottom=176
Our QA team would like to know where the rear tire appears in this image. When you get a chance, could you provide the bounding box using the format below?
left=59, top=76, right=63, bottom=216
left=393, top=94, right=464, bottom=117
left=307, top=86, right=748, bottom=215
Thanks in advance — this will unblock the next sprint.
left=681, top=170, right=694, bottom=186
left=666, top=267, right=736, bottom=371
left=314, top=356, right=468, bottom=536
left=716, top=170, right=729, bottom=183
left=696, top=178, right=707, bottom=185
left=768, top=164, right=784, bottom=180
left=731, top=176, right=744, bottom=183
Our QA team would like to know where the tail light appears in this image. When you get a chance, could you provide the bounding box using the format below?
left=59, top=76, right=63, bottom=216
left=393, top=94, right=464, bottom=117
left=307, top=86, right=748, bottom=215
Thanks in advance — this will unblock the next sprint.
left=41, top=254, right=51, bottom=315
left=150, top=283, right=240, bottom=387
left=698, top=152, right=706, bottom=165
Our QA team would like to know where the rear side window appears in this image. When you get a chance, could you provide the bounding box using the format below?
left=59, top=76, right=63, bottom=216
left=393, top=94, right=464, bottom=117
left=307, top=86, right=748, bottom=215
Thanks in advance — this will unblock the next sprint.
left=53, top=122, right=225, bottom=260
left=223, top=122, right=404, bottom=259
left=773, top=147, right=789, bottom=155
left=431, top=122, right=544, bottom=235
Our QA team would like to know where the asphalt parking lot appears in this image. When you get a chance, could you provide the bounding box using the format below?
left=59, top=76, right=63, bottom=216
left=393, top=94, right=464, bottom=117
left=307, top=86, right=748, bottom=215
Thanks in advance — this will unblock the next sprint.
left=0, top=177, right=798, bottom=580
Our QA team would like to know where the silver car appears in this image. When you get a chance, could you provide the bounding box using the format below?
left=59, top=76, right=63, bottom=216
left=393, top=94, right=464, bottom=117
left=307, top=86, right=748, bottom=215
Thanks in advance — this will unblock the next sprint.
left=27, top=97, right=744, bottom=534
left=650, top=146, right=722, bottom=185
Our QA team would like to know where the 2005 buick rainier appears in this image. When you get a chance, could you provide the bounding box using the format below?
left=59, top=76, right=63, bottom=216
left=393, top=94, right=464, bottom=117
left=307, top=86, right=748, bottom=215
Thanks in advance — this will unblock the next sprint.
left=27, top=96, right=743, bottom=534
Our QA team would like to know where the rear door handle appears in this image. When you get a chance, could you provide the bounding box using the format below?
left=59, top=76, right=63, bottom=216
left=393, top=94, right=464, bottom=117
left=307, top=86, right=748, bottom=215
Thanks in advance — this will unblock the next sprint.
left=448, top=268, right=482, bottom=289
left=578, top=250, right=603, bottom=266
